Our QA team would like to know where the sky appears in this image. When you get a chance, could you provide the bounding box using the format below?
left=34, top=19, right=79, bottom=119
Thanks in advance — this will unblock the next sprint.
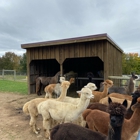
left=0, top=0, right=140, bottom=57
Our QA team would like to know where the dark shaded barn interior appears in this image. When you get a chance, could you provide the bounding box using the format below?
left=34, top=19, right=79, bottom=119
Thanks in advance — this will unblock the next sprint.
left=21, top=33, right=123, bottom=95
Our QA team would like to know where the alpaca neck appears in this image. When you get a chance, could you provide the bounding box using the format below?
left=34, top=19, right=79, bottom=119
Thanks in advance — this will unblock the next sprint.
left=108, top=125, right=122, bottom=140
left=56, top=86, right=68, bottom=101
left=128, top=108, right=140, bottom=133
left=125, top=98, right=137, bottom=119
left=75, top=94, right=91, bottom=115
left=102, top=85, right=109, bottom=97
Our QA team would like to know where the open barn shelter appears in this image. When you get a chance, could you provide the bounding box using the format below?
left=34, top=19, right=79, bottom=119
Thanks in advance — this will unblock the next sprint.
left=21, top=33, right=123, bottom=94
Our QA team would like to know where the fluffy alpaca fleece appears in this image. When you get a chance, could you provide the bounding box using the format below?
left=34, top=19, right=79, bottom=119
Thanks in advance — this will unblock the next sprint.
left=37, top=87, right=94, bottom=138
left=22, top=81, right=70, bottom=134
left=99, top=96, right=131, bottom=109
left=90, top=79, right=113, bottom=103
left=83, top=97, right=140, bottom=140
left=50, top=98, right=127, bottom=140
left=44, top=76, right=66, bottom=98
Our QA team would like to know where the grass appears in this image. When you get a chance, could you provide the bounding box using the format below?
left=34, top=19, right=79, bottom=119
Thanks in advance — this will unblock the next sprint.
left=0, top=79, right=28, bottom=95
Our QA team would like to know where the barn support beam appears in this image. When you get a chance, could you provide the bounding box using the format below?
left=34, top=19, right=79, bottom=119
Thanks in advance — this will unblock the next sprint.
left=60, top=63, right=63, bottom=76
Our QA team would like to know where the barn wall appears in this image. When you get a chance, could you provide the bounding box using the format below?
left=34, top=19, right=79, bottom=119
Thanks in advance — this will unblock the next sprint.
left=107, top=42, right=122, bottom=86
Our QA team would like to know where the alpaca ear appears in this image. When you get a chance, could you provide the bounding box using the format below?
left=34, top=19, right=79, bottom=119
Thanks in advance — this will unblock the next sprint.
left=108, top=97, right=112, bottom=104
left=122, top=99, right=127, bottom=108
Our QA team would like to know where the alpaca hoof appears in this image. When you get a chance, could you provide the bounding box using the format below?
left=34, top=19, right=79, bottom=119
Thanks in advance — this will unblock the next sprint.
left=37, top=127, right=41, bottom=131
left=35, top=131, right=39, bottom=134
left=45, top=132, right=50, bottom=139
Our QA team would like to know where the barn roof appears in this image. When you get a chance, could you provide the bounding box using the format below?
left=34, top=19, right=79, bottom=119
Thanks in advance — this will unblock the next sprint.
left=21, top=33, right=123, bottom=52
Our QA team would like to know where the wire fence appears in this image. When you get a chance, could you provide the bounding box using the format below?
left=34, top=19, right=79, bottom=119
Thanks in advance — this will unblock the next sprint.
left=0, top=70, right=27, bottom=81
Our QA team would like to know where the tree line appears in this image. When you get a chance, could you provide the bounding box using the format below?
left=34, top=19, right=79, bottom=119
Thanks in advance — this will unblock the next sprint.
left=0, top=52, right=140, bottom=75
left=0, top=52, right=27, bottom=73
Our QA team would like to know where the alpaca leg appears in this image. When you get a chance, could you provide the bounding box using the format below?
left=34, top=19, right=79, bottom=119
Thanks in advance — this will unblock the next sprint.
left=45, top=92, right=49, bottom=98
left=29, top=116, right=39, bottom=134
left=87, top=122, right=97, bottom=131
left=43, top=118, right=51, bottom=139
left=36, top=80, right=41, bottom=95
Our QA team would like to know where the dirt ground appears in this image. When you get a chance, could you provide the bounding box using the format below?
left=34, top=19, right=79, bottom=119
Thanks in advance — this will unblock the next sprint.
left=0, top=92, right=138, bottom=140
left=0, top=92, right=48, bottom=140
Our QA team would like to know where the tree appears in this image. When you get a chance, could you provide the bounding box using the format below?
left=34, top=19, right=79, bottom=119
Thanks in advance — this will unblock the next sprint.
left=0, top=52, right=21, bottom=70
left=122, top=53, right=140, bottom=74
left=19, top=53, right=27, bottom=72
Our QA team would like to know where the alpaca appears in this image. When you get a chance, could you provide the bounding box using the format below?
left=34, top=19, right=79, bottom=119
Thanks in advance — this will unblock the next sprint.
left=35, top=71, right=60, bottom=95
left=84, top=82, right=97, bottom=91
left=125, top=72, right=139, bottom=95
left=108, top=92, right=132, bottom=101
left=85, top=90, right=140, bottom=130
left=90, top=79, right=113, bottom=103
left=44, top=76, right=66, bottom=98
left=99, top=96, right=131, bottom=109
left=37, top=87, right=94, bottom=138
left=83, top=97, right=140, bottom=140
left=22, top=81, right=70, bottom=134
left=50, top=97, right=127, bottom=140
left=77, top=82, right=97, bottom=97
left=124, top=90, right=140, bottom=119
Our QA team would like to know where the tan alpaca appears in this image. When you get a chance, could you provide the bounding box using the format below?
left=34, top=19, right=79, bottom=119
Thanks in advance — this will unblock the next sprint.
left=90, top=79, right=113, bottom=103
left=99, top=96, right=131, bottom=109
left=22, top=81, right=70, bottom=134
left=108, top=93, right=132, bottom=101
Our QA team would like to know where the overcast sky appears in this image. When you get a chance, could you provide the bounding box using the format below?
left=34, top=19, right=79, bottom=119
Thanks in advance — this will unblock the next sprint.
left=0, top=0, right=140, bottom=57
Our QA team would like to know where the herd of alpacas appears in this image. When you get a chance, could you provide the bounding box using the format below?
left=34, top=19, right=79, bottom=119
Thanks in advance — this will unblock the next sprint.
left=23, top=72, right=140, bottom=140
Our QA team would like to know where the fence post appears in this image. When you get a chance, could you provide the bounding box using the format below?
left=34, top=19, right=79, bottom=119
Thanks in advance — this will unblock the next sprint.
left=2, top=69, right=4, bottom=80
left=14, top=70, right=16, bottom=81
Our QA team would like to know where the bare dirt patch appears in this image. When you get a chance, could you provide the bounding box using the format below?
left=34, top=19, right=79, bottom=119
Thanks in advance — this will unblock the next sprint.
left=0, top=92, right=138, bottom=140
left=0, top=92, right=47, bottom=140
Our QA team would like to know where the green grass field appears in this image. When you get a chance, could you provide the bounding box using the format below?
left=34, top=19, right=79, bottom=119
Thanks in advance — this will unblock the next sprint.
left=0, top=79, right=28, bottom=95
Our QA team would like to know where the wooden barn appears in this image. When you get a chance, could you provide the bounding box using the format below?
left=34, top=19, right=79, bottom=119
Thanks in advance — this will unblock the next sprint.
left=21, top=33, right=123, bottom=94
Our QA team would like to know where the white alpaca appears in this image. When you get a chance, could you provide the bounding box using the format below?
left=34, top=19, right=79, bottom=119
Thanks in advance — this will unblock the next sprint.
left=37, top=87, right=94, bottom=138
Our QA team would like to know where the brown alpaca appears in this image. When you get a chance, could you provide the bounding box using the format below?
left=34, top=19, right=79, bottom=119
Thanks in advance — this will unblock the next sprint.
left=35, top=71, right=60, bottom=96
left=90, top=79, right=113, bottom=103
left=83, top=97, right=140, bottom=140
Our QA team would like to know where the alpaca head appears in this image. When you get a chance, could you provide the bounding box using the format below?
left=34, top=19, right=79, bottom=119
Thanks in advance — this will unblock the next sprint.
left=131, top=72, right=139, bottom=81
left=131, top=97, right=140, bottom=111
left=59, top=77, right=66, bottom=83
left=108, top=97, right=127, bottom=127
left=84, top=83, right=97, bottom=91
left=69, top=78, right=75, bottom=84
left=77, top=87, right=94, bottom=99
left=103, top=79, right=113, bottom=88
left=61, top=81, right=70, bottom=89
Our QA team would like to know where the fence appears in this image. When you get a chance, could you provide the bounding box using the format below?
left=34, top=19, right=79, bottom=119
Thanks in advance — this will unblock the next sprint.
left=0, top=69, right=27, bottom=81
left=108, top=75, right=140, bottom=87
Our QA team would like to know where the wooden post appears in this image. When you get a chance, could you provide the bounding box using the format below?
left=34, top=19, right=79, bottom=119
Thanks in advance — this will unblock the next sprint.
left=60, top=63, right=63, bottom=76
